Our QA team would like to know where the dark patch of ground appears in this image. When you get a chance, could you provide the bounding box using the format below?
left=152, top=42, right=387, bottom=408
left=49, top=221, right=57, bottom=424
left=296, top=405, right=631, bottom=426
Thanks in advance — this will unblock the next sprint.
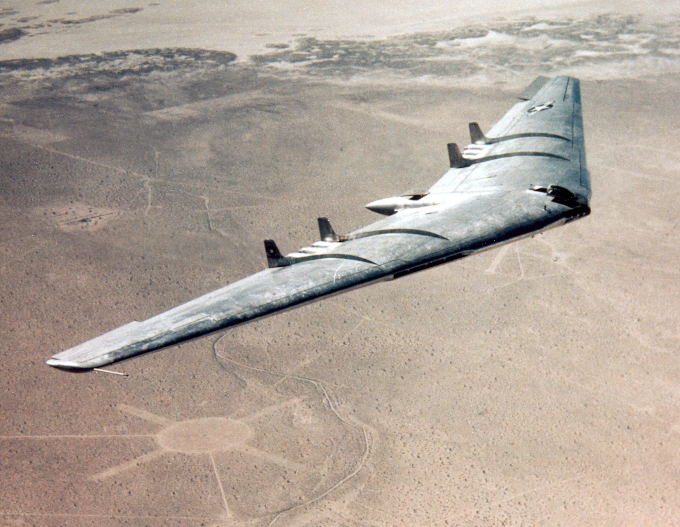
left=47, top=6, right=143, bottom=26
left=0, top=27, right=25, bottom=43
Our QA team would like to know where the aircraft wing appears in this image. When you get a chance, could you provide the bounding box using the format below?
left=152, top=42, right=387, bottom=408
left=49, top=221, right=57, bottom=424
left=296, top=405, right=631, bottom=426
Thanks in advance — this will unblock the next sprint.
left=46, top=76, right=590, bottom=370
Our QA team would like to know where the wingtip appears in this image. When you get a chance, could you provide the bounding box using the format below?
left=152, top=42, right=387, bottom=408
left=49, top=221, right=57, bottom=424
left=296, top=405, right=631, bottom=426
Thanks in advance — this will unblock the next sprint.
left=517, top=76, right=551, bottom=101
left=46, top=358, right=92, bottom=371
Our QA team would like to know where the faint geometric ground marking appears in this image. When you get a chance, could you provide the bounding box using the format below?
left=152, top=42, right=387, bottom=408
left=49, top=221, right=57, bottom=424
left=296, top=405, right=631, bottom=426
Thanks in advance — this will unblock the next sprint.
left=485, top=244, right=511, bottom=274
left=88, top=399, right=319, bottom=519
left=212, top=334, right=374, bottom=527
left=156, top=417, right=252, bottom=453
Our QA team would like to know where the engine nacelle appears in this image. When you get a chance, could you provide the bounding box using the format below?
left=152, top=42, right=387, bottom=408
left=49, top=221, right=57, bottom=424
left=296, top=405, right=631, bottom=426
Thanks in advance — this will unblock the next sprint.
left=365, top=196, right=423, bottom=215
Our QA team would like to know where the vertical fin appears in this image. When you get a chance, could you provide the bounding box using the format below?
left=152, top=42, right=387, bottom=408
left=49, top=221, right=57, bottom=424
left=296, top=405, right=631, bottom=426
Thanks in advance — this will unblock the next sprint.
left=318, top=217, right=339, bottom=242
left=264, top=240, right=292, bottom=268
left=469, top=122, right=487, bottom=144
left=447, top=143, right=469, bottom=168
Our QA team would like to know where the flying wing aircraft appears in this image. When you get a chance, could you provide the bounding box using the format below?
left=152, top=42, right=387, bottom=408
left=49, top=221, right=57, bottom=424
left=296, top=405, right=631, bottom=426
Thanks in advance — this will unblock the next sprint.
left=47, top=76, right=590, bottom=370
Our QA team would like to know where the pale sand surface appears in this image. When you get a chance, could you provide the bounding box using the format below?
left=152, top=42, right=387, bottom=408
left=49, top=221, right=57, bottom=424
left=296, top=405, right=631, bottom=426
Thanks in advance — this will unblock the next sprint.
left=1, top=2, right=680, bottom=526
left=2, top=0, right=680, bottom=62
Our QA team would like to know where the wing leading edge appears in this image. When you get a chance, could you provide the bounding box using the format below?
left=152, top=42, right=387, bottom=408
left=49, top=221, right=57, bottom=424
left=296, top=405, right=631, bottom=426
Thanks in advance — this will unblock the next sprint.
left=47, top=76, right=590, bottom=370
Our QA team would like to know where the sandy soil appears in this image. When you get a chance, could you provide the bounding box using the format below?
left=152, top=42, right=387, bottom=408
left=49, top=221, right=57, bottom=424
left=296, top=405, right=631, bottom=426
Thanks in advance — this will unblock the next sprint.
left=1, top=0, right=679, bottom=61
left=1, top=3, right=680, bottom=527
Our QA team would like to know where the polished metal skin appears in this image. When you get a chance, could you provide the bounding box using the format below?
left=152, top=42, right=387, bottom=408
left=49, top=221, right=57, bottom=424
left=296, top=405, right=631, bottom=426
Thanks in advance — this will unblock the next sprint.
left=47, top=76, right=590, bottom=370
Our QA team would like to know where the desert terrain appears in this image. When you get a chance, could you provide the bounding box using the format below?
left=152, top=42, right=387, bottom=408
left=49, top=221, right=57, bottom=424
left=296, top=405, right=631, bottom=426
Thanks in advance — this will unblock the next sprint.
left=1, top=2, right=680, bottom=526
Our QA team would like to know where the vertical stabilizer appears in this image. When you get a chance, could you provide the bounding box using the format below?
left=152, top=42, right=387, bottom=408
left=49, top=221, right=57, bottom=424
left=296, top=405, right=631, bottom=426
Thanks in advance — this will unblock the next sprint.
left=447, top=143, right=470, bottom=168
left=469, top=122, right=487, bottom=144
left=264, top=240, right=292, bottom=268
left=318, top=217, right=339, bottom=242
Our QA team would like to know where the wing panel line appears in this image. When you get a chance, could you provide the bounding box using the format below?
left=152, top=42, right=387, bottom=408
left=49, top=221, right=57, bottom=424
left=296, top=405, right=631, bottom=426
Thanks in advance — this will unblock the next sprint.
left=348, top=228, right=449, bottom=242
left=467, top=151, right=570, bottom=165
left=484, top=132, right=571, bottom=144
